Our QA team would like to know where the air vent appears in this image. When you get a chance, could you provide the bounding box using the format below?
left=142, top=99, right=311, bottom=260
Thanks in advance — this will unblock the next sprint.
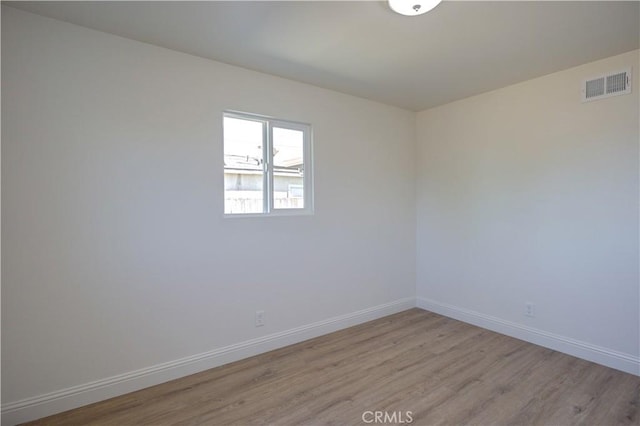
left=582, top=68, right=631, bottom=102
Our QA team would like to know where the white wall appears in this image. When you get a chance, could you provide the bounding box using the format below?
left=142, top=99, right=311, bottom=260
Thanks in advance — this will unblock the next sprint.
left=416, top=50, right=639, bottom=372
left=1, top=5, right=416, bottom=417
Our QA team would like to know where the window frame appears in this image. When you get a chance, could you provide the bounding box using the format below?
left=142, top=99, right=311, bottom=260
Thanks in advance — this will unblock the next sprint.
left=223, top=111, right=314, bottom=217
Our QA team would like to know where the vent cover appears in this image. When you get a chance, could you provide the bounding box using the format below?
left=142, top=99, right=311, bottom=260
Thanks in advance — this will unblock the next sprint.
left=582, top=68, right=631, bottom=102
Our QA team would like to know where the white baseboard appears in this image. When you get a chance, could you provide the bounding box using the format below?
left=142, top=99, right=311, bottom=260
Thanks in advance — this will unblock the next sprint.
left=1, top=297, right=416, bottom=426
left=416, top=297, right=639, bottom=376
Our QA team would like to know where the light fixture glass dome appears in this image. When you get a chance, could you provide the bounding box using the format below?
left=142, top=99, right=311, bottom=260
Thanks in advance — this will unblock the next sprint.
left=388, top=0, right=442, bottom=16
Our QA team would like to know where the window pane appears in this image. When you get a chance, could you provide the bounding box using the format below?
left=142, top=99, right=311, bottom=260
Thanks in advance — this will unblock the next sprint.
left=272, top=127, right=304, bottom=209
left=224, top=117, right=264, bottom=214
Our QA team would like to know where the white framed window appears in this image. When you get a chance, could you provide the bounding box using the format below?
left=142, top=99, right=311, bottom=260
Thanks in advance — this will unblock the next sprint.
left=223, top=111, right=313, bottom=216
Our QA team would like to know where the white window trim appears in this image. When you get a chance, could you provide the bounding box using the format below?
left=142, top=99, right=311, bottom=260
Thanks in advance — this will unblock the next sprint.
left=223, top=111, right=314, bottom=217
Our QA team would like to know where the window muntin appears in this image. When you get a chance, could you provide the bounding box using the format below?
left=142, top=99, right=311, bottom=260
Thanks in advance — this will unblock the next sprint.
left=223, top=112, right=312, bottom=215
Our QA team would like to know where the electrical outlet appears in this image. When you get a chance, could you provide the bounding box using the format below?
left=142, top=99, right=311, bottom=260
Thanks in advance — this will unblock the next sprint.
left=255, top=310, right=265, bottom=327
left=525, top=302, right=535, bottom=318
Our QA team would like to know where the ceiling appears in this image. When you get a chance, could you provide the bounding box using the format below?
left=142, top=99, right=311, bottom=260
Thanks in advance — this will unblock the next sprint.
left=6, top=1, right=640, bottom=111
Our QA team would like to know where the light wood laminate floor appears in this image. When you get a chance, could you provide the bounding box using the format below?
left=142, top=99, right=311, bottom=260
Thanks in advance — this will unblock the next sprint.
left=27, top=309, right=639, bottom=425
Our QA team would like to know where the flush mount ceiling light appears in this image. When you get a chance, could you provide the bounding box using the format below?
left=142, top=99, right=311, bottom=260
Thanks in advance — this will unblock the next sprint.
left=388, top=0, right=442, bottom=16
